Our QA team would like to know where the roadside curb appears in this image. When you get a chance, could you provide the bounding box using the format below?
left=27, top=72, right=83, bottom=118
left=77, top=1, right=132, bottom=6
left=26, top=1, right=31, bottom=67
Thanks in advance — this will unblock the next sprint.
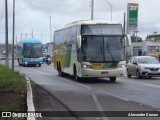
left=25, top=77, right=36, bottom=120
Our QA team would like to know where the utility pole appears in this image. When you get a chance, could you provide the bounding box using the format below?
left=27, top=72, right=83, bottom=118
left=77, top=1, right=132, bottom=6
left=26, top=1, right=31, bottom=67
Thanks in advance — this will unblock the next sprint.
left=12, top=0, right=15, bottom=71
left=21, top=33, right=23, bottom=39
left=50, top=16, right=52, bottom=43
left=32, top=29, right=33, bottom=38
left=106, top=0, right=112, bottom=21
left=133, top=30, right=138, bottom=42
left=25, top=33, right=27, bottom=38
left=91, top=0, right=94, bottom=20
left=49, top=16, right=52, bottom=56
left=5, top=0, right=9, bottom=68
left=123, top=12, right=126, bottom=33
left=16, top=35, right=17, bottom=53
left=135, top=30, right=138, bottom=42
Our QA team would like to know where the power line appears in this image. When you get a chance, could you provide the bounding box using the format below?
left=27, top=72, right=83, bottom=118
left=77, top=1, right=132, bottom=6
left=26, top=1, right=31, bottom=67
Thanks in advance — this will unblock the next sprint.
left=19, top=0, right=85, bottom=6
left=0, top=1, right=5, bottom=23
left=139, top=26, right=160, bottom=30
left=139, top=21, right=160, bottom=26
left=8, top=0, right=89, bottom=14
left=0, top=31, right=50, bottom=36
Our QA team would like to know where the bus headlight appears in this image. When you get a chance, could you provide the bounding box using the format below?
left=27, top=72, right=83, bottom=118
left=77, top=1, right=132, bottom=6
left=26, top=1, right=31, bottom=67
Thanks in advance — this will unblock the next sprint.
left=25, top=62, right=28, bottom=64
left=82, top=64, right=92, bottom=69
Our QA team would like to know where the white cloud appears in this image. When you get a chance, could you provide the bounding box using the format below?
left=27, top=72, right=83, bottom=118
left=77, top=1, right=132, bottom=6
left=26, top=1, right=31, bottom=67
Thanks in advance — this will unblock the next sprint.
left=0, top=0, right=160, bottom=43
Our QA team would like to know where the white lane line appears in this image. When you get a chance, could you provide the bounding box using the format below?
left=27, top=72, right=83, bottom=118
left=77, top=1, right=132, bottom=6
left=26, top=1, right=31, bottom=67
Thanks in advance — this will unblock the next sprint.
left=101, top=90, right=128, bottom=101
left=22, top=67, right=109, bottom=119
left=69, top=82, right=109, bottom=120
left=92, top=94, right=109, bottom=120
left=74, top=83, right=91, bottom=90
left=124, top=77, right=160, bottom=89
left=24, top=67, right=53, bottom=76
left=144, top=83, right=160, bottom=88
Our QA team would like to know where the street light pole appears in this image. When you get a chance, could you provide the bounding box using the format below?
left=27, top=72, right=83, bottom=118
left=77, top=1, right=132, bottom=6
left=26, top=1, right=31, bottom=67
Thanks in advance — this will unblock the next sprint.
left=91, top=0, right=94, bottom=20
left=12, top=0, right=15, bottom=71
left=50, top=16, right=52, bottom=43
left=5, top=0, right=9, bottom=68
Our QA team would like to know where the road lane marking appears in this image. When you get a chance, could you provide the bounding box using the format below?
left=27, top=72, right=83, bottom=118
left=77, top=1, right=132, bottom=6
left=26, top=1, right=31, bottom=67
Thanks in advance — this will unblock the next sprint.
left=75, top=83, right=91, bottom=90
left=24, top=67, right=54, bottom=76
left=22, top=67, right=109, bottom=120
left=144, top=83, right=160, bottom=88
left=100, top=90, right=128, bottom=101
left=68, top=82, right=109, bottom=120
left=92, top=94, right=109, bottom=120
left=123, top=77, right=160, bottom=89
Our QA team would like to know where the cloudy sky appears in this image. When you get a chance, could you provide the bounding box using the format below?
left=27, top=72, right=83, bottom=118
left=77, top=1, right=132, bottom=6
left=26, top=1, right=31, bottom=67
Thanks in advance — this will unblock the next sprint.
left=0, top=0, right=160, bottom=44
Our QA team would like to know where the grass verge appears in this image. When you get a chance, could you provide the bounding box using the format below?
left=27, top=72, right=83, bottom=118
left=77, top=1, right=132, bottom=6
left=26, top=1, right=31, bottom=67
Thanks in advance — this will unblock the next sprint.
left=0, top=64, right=27, bottom=112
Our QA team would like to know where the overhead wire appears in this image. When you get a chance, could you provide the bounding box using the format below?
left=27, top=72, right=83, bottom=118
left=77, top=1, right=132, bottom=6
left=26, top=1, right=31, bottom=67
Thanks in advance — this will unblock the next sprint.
left=0, top=0, right=5, bottom=23
left=10, top=0, right=90, bottom=14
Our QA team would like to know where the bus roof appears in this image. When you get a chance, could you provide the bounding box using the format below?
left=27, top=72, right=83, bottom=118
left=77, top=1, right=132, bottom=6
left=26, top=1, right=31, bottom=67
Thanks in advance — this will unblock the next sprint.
left=55, top=20, right=121, bottom=32
left=22, top=39, right=42, bottom=44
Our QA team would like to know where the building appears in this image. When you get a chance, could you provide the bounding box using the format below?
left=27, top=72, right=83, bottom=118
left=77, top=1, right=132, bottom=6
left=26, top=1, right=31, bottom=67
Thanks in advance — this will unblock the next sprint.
left=130, top=41, right=160, bottom=60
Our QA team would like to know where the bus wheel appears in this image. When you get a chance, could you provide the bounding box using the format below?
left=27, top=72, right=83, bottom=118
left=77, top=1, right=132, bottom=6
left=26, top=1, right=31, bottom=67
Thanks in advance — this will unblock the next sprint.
left=109, top=77, right=116, bottom=82
left=18, top=59, right=20, bottom=66
left=39, top=64, right=41, bottom=67
left=22, top=60, right=25, bottom=67
left=58, top=64, right=63, bottom=77
left=74, top=66, right=80, bottom=81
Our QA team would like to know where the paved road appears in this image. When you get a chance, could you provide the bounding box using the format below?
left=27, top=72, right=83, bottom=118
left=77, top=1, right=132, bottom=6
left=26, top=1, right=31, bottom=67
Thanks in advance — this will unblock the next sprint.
left=1, top=60, right=160, bottom=120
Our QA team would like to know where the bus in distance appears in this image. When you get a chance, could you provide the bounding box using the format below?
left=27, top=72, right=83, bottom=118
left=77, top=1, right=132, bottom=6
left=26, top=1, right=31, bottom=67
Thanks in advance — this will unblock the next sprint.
left=17, top=39, right=43, bottom=67
left=53, top=20, right=131, bottom=82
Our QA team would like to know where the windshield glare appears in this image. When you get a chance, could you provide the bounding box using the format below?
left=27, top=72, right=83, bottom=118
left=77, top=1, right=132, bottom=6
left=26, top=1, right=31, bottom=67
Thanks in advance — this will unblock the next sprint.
left=81, top=36, right=125, bottom=62
left=138, top=57, right=159, bottom=64
left=23, top=43, right=42, bottom=58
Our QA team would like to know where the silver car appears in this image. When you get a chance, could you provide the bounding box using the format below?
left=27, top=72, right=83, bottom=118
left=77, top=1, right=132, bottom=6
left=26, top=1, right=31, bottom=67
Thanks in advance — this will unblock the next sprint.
left=126, top=56, right=160, bottom=78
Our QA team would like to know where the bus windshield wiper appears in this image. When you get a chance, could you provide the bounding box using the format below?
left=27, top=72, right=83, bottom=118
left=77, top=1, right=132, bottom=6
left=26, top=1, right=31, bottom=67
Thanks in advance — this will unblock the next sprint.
left=106, top=43, right=115, bottom=61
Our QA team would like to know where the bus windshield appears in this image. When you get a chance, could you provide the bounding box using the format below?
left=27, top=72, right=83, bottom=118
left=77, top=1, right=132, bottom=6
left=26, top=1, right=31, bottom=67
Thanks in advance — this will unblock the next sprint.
left=81, top=36, right=125, bottom=62
left=23, top=43, right=42, bottom=58
left=81, top=24, right=123, bottom=35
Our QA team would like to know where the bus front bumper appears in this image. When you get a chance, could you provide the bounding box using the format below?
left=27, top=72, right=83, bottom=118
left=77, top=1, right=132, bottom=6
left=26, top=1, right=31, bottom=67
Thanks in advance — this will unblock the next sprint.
left=24, top=60, right=43, bottom=65
left=80, top=67, right=125, bottom=78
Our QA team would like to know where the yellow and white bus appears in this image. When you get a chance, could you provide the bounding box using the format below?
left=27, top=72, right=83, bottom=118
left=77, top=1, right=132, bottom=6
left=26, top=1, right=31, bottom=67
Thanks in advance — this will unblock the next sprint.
left=53, top=20, right=130, bottom=82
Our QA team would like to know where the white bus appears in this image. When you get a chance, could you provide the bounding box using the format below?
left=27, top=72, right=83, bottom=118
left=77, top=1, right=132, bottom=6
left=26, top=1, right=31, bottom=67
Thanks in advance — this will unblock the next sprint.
left=53, top=20, right=130, bottom=82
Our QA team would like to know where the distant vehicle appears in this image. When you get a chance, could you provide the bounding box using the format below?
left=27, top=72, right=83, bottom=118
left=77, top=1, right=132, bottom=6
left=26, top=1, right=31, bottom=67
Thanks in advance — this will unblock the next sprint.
left=42, top=52, right=49, bottom=62
left=0, top=51, right=6, bottom=60
left=46, top=57, right=51, bottom=65
left=17, top=39, right=43, bottom=67
left=126, top=56, right=160, bottom=78
left=53, top=20, right=131, bottom=82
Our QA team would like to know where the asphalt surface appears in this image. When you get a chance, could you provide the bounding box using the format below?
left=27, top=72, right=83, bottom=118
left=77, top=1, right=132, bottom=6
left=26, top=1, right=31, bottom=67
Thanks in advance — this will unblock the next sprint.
left=1, top=60, right=160, bottom=120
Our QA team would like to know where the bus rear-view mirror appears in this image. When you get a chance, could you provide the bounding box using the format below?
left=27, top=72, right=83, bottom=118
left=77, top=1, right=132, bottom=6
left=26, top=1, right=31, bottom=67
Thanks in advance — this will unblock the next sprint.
left=77, top=35, right=81, bottom=47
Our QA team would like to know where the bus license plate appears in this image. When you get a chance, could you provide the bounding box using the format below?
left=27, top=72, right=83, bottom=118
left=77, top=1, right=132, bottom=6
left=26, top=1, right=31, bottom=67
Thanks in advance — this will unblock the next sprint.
left=101, top=71, right=108, bottom=74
